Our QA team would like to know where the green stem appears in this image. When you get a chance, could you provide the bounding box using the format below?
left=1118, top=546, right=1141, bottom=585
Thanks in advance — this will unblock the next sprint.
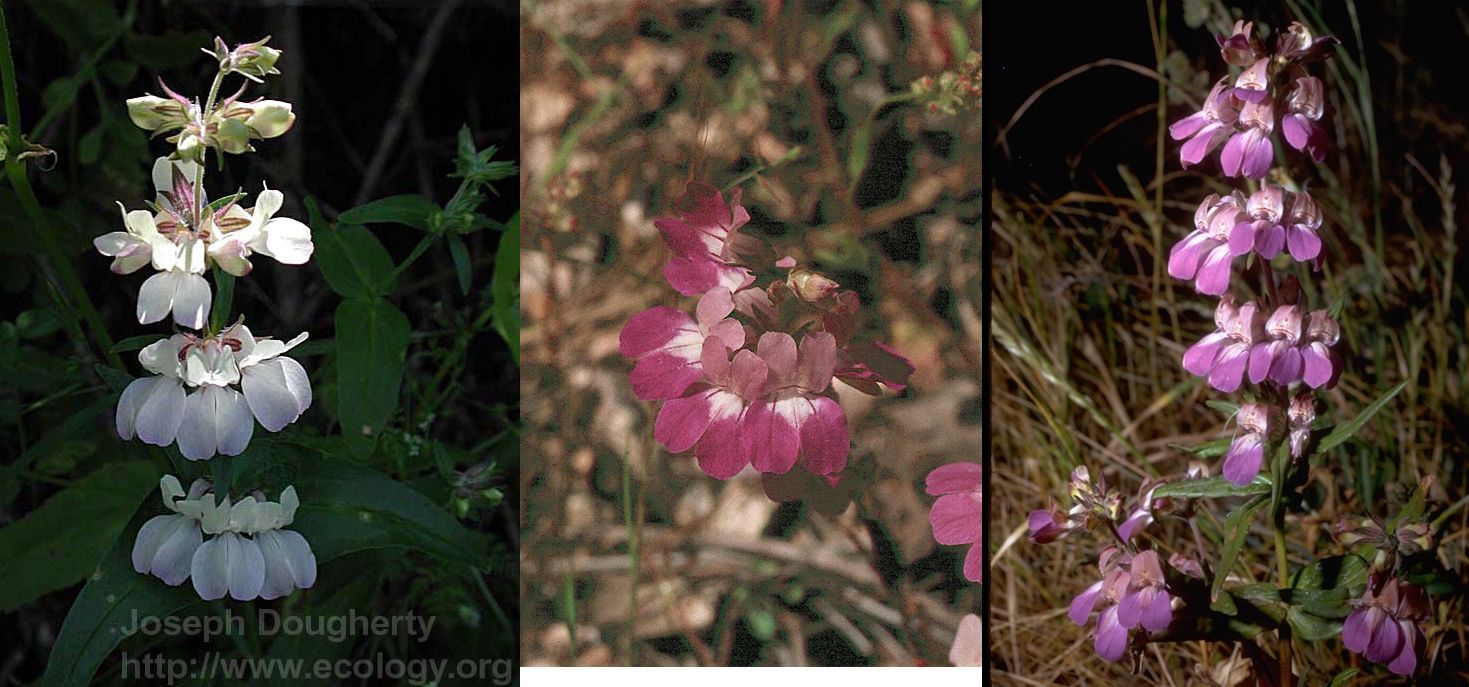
left=1274, top=515, right=1292, bottom=685
left=0, top=2, right=123, bottom=370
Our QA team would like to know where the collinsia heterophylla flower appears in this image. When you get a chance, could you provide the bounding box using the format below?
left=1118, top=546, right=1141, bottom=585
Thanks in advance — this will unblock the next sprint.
left=926, top=462, right=982, bottom=583
left=1222, top=402, right=1278, bottom=485
left=116, top=322, right=312, bottom=460
left=622, top=183, right=912, bottom=481
left=1342, top=576, right=1431, bottom=676
left=1168, top=193, right=1243, bottom=295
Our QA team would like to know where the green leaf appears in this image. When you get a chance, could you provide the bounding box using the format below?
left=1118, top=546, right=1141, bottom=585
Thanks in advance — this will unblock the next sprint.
left=1286, top=606, right=1343, bottom=641
left=338, top=194, right=437, bottom=232
left=846, top=114, right=873, bottom=189
left=0, top=461, right=159, bottom=612
left=111, top=333, right=164, bottom=354
left=124, top=30, right=213, bottom=70
left=36, top=496, right=203, bottom=687
left=1326, top=668, right=1359, bottom=687
left=77, top=125, right=104, bottom=165
left=1212, top=494, right=1268, bottom=602
left=1153, top=475, right=1272, bottom=500
left=93, top=363, right=133, bottom=393
left=1317, top=380, right=1408, bottom=454
left=447, top=232, right=472, bottom=295
left=1287, top=554, right=1368, bottom=619
left=1205, top=399, right=1240, bottom=416
left=308, top=198, right=396, bottom=298
left=335, top=298, right=411, bottom=438
left=492, top=213, right=520, bottom=364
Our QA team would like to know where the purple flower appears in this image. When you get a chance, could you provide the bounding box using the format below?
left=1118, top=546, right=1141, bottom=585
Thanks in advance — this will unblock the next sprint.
left=1248, top=305, right=1304, bottom=385
left=1069, top=549, right=1135, bottom=662
left=1284, top=188, right=1325, bottom=263
left=1283, top=76, right=1328, bottom=162
left=1232, top=57, right=1272, bottom=103
left=1170, top=79, right=1240, bottom=170
left=1301, top=310, right=1342, bottom=388
left=655, top=183, right=756, bottom=297
left=1288, top=390, right=1316, bottom=458
left=1169, top=193, right=1245, bottom=295
left=1183, top=299, right=1265, bottom=392
left=1027, top=502, right=1079, bottom=544
left=1276, top=21, right=1340, bottom=63
left=1221, top=98, right=1275, bottom=179
left=1230, top=185, right=1287, bottom=259
left=1223, top=402, right=1279, bottom=485
left=1216, top=20, right=1262, bottom=66
left=1342, top=577, right=1431, bottom=677
left=1116, top=550, right=1173, bottom=633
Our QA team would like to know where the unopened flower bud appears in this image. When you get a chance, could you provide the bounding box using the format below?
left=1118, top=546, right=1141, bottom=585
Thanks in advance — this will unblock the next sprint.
left=1305, top=310, right=1340, bottom=345
left=1216, top=20, right=1260, bottom=66
left=238, top=100, right=296, bottom=139
left=231, top=36, right=283, bottom=81
left=127, top=95, right=189, bottom=132
left=175, top=130, right=204, bottom=162
left=787, top=268, right=840, bottom=303
left=1395, top=521, right=1434, bottom=556
left=1332, top=516, right=1388, bottom=548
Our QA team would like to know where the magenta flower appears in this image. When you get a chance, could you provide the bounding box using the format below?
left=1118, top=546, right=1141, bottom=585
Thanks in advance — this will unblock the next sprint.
left=1182, top=298, right=1265, bottom=392
left=1283, top=76, right=1328, bottom=162
left=1027, top=502, right=1079, bottom=544
left=1221, top=98, right=1275, bottom=179
left=655, top=183, right=756, bottom=297
left=1232, top=57, right=1271, bottom=103
left=1342, top=577, right=1431, bottom=676
left=1288, top=391, right=1316, bottom=458
left=1216, top=20, right=1261, bottom=66
left=1248, top=305, right=1304, bottom=385
left=620, top=287, right=746, bottom=400
left=654, top=331, right=849, bottom=479
left=1282, top=189, right=1325, bottom=263
left=1224, top=402, right=1279, bottom=485
left=1276, top=21, right=1340, bottom=63
left=1116, top=550, right=1172, bottom=633
left=1069, top=549, right=1133, bottom=662
left=927, top=461, right=982, bottom=583
left=823, top=291, right=916, bottom=394
left=1168, top=193, right=1245, bottom=295
left=1230, top=185, right=1287, bottom=259
left=1301, top=310, right=1342, bottom=388
left=1169, top=79, right=1239, bottom=170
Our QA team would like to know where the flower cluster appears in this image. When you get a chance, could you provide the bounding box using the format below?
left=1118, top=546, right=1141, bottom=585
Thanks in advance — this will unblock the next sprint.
left=109, top=36, right=317, bottom=601
left=132, top=476, right=317, bottom=601
left=620, top=182, right=912, bottom=485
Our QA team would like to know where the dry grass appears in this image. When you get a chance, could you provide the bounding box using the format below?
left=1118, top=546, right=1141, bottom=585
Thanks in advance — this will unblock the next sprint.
left=989, top=2, right=1467, bottom=684
left=518, top=0, right=981, bottom=667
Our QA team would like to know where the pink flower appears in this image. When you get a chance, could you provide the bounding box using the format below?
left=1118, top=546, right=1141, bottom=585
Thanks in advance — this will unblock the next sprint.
left=1116, top=550, right=1173, bottom=633
left=1216, top=20, right=1261, bottom=66
left=1182, top=298, right=1265, bottom=392
left=1283, top=189, right=1325, bottom=263
left=1232, top=57, right=1272, bottom=103
left=1224, top=402, right=1279, bottom=485
left=655, top=182, right=756, bottom=297
left=620, top=288, right=746, bottom=400
left=1230, top=185, right=1286, bottom=260
left=1301, top=310, right=1342, bottom=388
left=1168, top=193, right=1245, bottom=295
left=654, top=331, right=849, bottom=479
left=1169, top=79, right=1239, bottom=170
left=1069, top=549, right=1134, bottom=662
left=1283, top=75, right=1328, bottom=162
left=1221, top=98, right=1275, bottom=179
left=927, top=461, right=982, bottom=583
left=1027, top=502, right=1079, bottom=544
left=1342, top=577, right=1431, bottom=676
left=1247, top=305, right=1304, bottom=385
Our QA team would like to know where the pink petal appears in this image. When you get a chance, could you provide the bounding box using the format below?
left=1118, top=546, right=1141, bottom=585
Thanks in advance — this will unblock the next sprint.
left=653, top=389, right=721, bottom=453
left=1222, top=434, right=1263, bottom=485
left=1167, top=232, right=1214, bottom=280
left=695, top=404, right=750, bottom=479
left=1241, top=130, right=1274, bottom=179
left=695, top=288, right=736, bottom=329
left=1302, top=343, right=1335, bottom=388
left=1255, top=223, right=1285, bottom=258
left=798, top=395, right=850, bottom=475
left=629, top=351, right=703, bottom=400
left=1182, top=332, right=1227, bottom=376
left=1094, top=606, right=1129, bottom=662
left=1195, top=244, right=1234, bottom=295
left=1168, top=112, right=1206, bottom=141
left=1069, top=580, right=1104, bottom=626
left=730, top=349, right=770, bottom=400
left=930, top=492, right=981, bottom=545
left=963, top=542, right=982, bottom=583
left=1220, top=131, right=1247, bottom=177
left=756, top=332, right=799, bottom=382
left=1364, top=611, right=1403, bottom=663
left=620, top=306, right=697, bottom=358
left=1179, top=124, right=1229, bottom=167
left=797, top=332, right=837, bottom=392
left=1387, top=623, right=1418, bottom=676
left=742, top=398, right=800, bottom=474
left=926, top=462, right=982, bottom=495
left=1287, top=227, right=1321, bottom=262
left=1282, top=113, right=1309, bottom=151
left=1140, top=588, right=1172, bottom=632
left=1208, top=344, right=1249, bottom=392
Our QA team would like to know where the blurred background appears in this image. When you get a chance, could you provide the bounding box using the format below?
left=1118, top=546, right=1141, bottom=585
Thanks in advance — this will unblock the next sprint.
left=0, top=0, right=520, bottom=683
left=520, top=0, right=981, bottom=667
left=988, top=0, right=1465, bottom=684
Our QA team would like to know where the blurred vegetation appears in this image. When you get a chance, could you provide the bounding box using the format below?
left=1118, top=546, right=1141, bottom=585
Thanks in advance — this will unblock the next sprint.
left=520, top=0, right=980, bottom=668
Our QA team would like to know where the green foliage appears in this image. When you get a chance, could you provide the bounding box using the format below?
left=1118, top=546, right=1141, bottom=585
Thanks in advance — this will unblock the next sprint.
left=337, top=194, right=437, bottom=231
left=0, top=460, right=158, bottom=612
left=334, top=298, right=411, bottom=440
left=313, top=223, right=398, bottom=299
left=1317, top=380, right=1409, bottom=454
left=1213, top=495, right=1269, bottom=602
left=1153, top=475, right=1272, bottom=500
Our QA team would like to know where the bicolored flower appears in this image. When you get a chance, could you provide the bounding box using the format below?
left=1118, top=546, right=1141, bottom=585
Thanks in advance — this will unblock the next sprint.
left=1183, top=298, right=1265, bottom=392
left=1116, top=550, right=1172, bottom=633
left=1283, top=189, right=1324, bottom=263
left=1283, top=75, right=1328, bottom=162
left=1301, top=310, right=1341, bottom=388
left=132, top=476, right=211, bottom=586
left=1343, top=577, right=1431, bottom=677
left=207, top=184, right=315, bottom=276
left=1168, top=193, right=1244, bottom=295
left=654, top=182, right=756, bottom=297
left=1170, top=79, right=1239, bottom=170
left=1275, top=21, right=1340, bottom=63
left=1288, top=390, right=1316, bottom=458
left=620, top=288, right=745, bottom=400
left=1232, top=58, right=1272, bottom=103
left=1230, top=184, right=1286, bottom=260
left=116, top=322, right=312, bottom=460
left=1248, top=305, right=1304, bottom=385
left=654, top=331, right=849, bottom=479
left=1224, top=402, right=1280, bottom=485
left=1069, top=548, right=1134, bottom=662
left=927, top=461, right=982, bottom=583
left=1221, top=98, right=1275, bottom=179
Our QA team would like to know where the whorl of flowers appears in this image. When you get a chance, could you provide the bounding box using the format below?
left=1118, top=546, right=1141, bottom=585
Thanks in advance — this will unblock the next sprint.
left=109, top=36, right=317, bottom=601
left=620, top=182, right=913, bottom=487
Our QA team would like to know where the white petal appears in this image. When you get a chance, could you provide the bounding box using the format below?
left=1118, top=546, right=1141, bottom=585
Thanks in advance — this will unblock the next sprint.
left=277, top=486, right=300, bottom=526
left=132, top=514, right=180, bottom=574
left=254, top=187, right=284, bottom=219
left=116, top=377, right=153, bottom=440
left=177, top=237, right=208, bottom=274
left=226, top=533, right=266, bottom=601
left=207, top=236, right=254, bottom=276
left=176, top=388, right=218, bottom=460
left=137, top=271, right=180, bottom=325
left=278, top=529, right=316, bottom=589
left=257, top=217, right=313, bottom=264
left=190, top=535, right=230, bottom=600
left=255, top=529, right=314, bottom=599
left=214, top=387, right=255, bottom=456
left=242, top=358, right=310, bottom=431
left=138, top=335, right=185, bottom=377
left=135, top=377, right=186, bottom=447
left=170, top=273, right=212, bottom=329
left=151, top=157, right=174, bottom=199
left=150, top=516, right=203, bottom=585
left=238, top=331, right=307, bottom=368
left=150, top=237, right=180, bottom=271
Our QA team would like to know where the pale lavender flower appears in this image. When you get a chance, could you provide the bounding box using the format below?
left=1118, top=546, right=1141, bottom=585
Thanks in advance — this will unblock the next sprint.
left=1248, top=305, right=1304, bottom=385
left=1221, top=98, right=1275, bottom=179
left=1168, top=193, right=1245, bottom=295
left=1283, top=75, right=1328, bottom=162
left=1069, top=548, right=1134, bottom=662
left=1232, top=57, right=1272, bottom=103
left=1284, top=188, right=1325, bottom=263
left=1183, top=299, right=1265, bottom=393
left=1216, top=20, right=1262, bottom=66
left=1116, top=550, right=1173, bottom=633
left=1170, top=79, right=1240, bottom=169
left=1342, top=577, right=1431, bottom=677
left=1230, top=185, right=1287, bottom=259
left=1301, top=310, right=1342, bottom=388
left=1224, top=402, right=1279, bottom=485
left=1288, top=391, right=1316, bottom=458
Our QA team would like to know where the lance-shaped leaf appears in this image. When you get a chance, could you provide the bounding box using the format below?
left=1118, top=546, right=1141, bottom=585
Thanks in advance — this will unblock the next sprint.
left=335, top=297, right=411, bottom=438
